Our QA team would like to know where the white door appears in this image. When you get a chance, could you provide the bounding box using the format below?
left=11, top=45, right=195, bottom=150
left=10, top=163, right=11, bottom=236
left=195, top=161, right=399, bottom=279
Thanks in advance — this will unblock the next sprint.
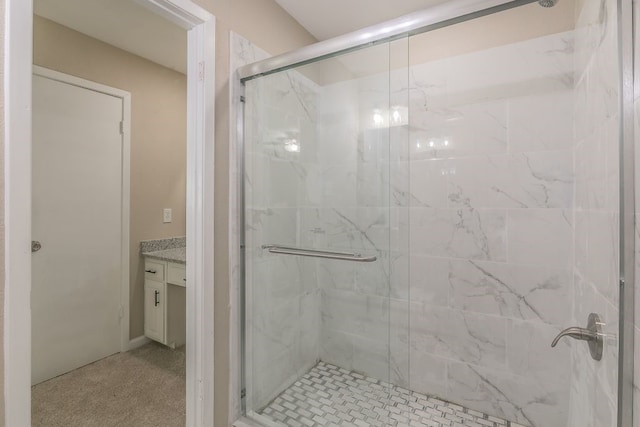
left=32, top=73, right=124, bottom=385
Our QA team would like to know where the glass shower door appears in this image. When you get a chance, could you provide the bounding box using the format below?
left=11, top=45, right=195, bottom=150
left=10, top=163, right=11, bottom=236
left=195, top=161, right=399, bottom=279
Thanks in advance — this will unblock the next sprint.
left=243, top=39, right=408, bottom=426
left=241, top=0, right=630, bottom=426
left=400, top=1, right=623, bottom=426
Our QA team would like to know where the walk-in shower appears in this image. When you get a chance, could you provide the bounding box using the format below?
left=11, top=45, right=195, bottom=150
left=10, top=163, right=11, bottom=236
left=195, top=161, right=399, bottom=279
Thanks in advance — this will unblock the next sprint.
left=236, top=0, right=634, bottom=426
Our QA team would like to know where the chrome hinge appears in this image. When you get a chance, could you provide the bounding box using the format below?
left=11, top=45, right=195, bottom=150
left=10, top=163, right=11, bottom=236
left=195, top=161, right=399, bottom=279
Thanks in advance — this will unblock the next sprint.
left=241, top=388, right=246, bottom=398
left=119, top=121, right=124, bottom=135
left=118, top=305, right=124, bottom=320
left=199, top=62, right=205, bottom=81
left=240, top=96, right=246, bottom=103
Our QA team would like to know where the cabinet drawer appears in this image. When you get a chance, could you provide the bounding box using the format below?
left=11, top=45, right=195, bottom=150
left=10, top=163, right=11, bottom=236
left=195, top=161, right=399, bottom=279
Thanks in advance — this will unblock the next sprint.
left=144, top=260, right=165, bottom=282
left=167, top=262, right=186, bottom=287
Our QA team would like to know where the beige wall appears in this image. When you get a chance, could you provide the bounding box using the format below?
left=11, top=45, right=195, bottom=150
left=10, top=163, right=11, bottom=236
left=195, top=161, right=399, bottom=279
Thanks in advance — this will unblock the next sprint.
left=33, top=15, right=188, bottom=340
left=34, top=0, right=316, bottom=427
left=192, top=2, right=317, bottom=425
left=2, top=1, right=313, bottom=426
left=409, top=0, right=575, bottom=65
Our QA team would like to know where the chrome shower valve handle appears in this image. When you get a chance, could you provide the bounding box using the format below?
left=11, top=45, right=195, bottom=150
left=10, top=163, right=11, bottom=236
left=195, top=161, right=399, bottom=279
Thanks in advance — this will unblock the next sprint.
left=551, top=313, right=603, bottom=361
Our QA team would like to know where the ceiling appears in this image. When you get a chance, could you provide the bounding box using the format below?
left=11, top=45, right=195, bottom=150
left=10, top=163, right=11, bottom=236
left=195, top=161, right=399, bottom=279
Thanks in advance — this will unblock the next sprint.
left=274, top=0, right=449, bottom=40
left=34, top=0, right=187, bottom=74
left=33, top=0, right=454, bottom=74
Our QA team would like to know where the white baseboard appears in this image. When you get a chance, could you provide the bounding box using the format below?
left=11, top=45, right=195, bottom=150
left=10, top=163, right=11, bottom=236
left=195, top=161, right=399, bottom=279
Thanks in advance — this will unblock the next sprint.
left=236, top=414, right=281, bottom=427
left=128, top=335, right=151, bottom=350
left=233, top=417, right=266, bottom=427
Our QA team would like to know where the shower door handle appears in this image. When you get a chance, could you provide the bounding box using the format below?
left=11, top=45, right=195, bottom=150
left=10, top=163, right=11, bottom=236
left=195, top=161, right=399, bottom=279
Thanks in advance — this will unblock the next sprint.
left=262, top=244, right=377, bottom=262
left=551, top=313, right=603, bottom=361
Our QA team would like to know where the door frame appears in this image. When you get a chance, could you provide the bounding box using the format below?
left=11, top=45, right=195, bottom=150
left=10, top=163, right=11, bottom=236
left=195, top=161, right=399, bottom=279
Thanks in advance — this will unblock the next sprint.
left=33, top=65, right=132, bottom=356
left=4, top=1, right=216, bottom=426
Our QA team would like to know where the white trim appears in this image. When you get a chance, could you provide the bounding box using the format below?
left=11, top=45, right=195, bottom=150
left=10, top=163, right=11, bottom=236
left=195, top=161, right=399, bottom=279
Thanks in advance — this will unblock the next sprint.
left=5, top=1, right=216, bottom=426
left=141, top=2, right=218, bottom=425
left=4, top=0, right=33, bottom=425
left=234, top=416, right=267, bottom=427
left=32, top=65, right=132, bottom=354
left=128, top=335, right=152, bottom=350
left=121, top=94, right=132, bottom=353
left=33, top=66, right=131, bottom=99
left=185, top=16, right=216, bottom=427
left=134, top=0, right=211, bottom=29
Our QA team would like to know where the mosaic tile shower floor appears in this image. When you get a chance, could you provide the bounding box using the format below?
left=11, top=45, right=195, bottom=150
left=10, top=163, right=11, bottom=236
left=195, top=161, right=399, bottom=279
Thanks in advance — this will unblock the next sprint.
left=257, top=362, right=526, bottom=427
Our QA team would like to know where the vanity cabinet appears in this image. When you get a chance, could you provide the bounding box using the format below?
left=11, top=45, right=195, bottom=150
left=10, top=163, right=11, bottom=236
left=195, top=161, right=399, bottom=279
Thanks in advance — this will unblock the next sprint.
left=144, top=279, right=164, bottom=342
left=167, top=263, right=186, bottom=286
left=143, top=258, right=186, bottom=348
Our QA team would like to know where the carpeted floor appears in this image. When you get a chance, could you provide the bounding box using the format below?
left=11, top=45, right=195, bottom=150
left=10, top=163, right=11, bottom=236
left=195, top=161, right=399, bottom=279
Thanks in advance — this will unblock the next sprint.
left=32, top=341, right=185, bottom=427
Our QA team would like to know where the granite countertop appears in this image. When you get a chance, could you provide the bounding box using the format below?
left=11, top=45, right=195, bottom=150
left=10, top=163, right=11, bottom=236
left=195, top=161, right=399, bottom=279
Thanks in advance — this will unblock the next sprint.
left=140, top=236, right=186, bottom=264
left=142, top=247, right=186, bottom=264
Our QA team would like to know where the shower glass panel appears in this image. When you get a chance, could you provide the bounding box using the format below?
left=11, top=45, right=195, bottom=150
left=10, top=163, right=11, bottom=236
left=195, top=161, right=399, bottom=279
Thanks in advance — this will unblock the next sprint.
left=243, top=38, right=410, bottom=425
left=400, top=2, right=620, bottom=426
left=242, top=0, right=626, bottom=426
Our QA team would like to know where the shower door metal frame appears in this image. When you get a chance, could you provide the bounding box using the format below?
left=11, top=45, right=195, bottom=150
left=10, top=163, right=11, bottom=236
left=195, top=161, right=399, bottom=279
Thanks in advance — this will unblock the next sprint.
left=237, top=80, right=248, bottom=417
left=617, top=0, right=635, bottom=426
left=235, top=0, right=637, bottom=425
left=237, top=0, right=539, bottom=82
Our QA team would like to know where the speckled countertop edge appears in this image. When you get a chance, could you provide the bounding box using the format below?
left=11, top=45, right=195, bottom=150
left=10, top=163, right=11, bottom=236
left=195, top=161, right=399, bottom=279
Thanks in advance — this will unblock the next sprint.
left=142, top=247, right=186, bottom=264
left=140, top=236, right=186, bottom=253
left=140, top=237, right=186, bottom=264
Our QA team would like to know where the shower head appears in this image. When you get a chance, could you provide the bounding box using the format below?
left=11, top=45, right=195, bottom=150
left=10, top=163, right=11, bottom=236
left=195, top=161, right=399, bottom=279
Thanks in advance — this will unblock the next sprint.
left=538, top=0, right=558, bottom=7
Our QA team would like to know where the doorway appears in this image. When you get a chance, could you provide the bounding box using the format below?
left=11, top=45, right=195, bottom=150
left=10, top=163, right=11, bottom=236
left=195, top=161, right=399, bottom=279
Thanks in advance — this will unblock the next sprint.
left=4, top=0, right=215, bottom=425
left=31, top=67, right=130, bottom=386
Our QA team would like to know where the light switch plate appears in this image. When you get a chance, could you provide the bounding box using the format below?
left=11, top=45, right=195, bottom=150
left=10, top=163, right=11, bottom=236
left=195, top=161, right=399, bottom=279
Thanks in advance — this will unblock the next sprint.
left=163, top=208, right=172, bottom=223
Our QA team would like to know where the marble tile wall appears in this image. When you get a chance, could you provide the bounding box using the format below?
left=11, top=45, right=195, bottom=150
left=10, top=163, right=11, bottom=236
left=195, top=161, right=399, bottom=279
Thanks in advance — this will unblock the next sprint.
left=568, top=0, right=621, bottom=426
left=314, top=80, right=393, bottom=382
left=398, top=31, right=576, bottom=427
left=311, top=43, right=409, bottom=384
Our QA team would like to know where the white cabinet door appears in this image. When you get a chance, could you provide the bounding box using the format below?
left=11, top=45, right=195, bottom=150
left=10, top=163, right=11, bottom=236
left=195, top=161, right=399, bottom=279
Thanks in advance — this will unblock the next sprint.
left=31, top=73, right=124, bottom=385
left=144, top=281, right=165, bottom=343
left=167, top=262, right=186, bottom=286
